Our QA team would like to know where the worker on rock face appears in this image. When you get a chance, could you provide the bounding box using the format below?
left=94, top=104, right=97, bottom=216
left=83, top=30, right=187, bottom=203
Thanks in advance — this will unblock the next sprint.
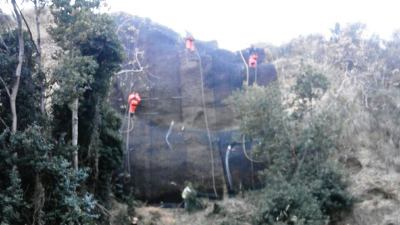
left=128, top=92, right=141, bottom=114
left=248, top=46, right=258, bottom=68
left=248, top=53, right=258, bottom=68
left=185, top=33, right=195, bottom=52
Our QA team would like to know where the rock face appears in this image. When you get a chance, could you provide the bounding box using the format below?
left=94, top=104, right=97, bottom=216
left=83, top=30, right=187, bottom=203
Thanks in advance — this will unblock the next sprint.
left=110, top=13, right=276, bottom=201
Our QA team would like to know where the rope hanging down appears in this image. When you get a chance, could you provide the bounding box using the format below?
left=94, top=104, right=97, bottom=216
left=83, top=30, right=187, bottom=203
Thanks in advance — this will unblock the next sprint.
left=225, top=145, right=233, bottom=190
left=165, top=120, right=174, bottom=151
left=254, top=65, right=258, bottom=84
left=123, top=83, right=135, bottom=177
left=120, top=116, right=135, bottom=134
left=125, top=114, right=135, bottom=177
left=239, top=50, right=249, bottom=85
left=239, top=49, right=258, bottom=85
left=194, top=49, right=219, bottom=198
left=242, top=135, right=265, bottom=163
left=123, top=83, right=141, bottom=177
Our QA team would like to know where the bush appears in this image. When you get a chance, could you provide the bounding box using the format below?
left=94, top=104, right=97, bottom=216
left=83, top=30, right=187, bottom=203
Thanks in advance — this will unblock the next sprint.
left=0, top=167, right=25, bottom=225
left=255, top=178, right=326, bottom=225
left=232, top=69, right=353, bottom=225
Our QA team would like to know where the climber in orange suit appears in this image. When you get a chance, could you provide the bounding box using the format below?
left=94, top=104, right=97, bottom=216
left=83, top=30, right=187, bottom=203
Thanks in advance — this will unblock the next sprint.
left=185, top=35, right=195, bottom=51
left=128, top=92, right=141, bottom=114
left=248, top=53, right=258, bottom=68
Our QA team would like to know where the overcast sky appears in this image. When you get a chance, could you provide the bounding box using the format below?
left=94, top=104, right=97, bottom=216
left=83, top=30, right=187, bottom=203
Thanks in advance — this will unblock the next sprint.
left=105, top=0, right=400, bottom=50
left=1, top=0, right=399, bottom=50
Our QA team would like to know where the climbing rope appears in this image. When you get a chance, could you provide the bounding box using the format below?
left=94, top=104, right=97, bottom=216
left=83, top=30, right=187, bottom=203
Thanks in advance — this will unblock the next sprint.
left=125, top=114, right=135, bottom=177
left=225, top=145, right=233, bottom=190
left=194, top=49, right=218, bottom=198
left=254, top=64, right=258, bottom=85
left=239, top=50, right=259, bottom=85
left=120, top=116, right=136, bottom=134
left=242, top=135, right=265, bottom=163
left=239, top=50, right=249, bottom=85
left=165, top=120, right=174, bottom=151
left=124, top=80, right=136, bottom=177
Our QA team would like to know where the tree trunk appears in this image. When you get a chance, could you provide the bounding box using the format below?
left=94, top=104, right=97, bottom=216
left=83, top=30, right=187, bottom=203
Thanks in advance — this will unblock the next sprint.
left=10, top=82, right=19, bottom=133
left=34, top=0, right=45, bottom=114
left=32, top=174, right=45, bottom=225
left=88, top=103, right=100, bottom=191
left=71, top=97, right=79, bottom=170
left=32, top=3, right=46, bottom=224
left=10, top=0, right=24, bottom=134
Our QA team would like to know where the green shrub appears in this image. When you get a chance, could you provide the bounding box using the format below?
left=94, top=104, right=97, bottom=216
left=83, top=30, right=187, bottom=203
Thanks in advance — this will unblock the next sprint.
left=232, top=69, right=353, bottom=225
left=0, top=167, right=25, bottom=225
left=255, top=178, right=326, bottom=225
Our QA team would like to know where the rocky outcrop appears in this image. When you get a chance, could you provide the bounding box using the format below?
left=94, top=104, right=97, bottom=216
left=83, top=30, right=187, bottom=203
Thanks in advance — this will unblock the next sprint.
left=110, top=13, right=276, bottom=201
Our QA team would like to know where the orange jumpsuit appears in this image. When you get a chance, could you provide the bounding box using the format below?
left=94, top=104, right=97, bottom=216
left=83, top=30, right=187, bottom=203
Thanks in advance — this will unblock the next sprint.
left=249, top=54, right=258, bottom=68
left=185, top=37, right=195, bottom=51
left=128, top=93, right=141, bottom=113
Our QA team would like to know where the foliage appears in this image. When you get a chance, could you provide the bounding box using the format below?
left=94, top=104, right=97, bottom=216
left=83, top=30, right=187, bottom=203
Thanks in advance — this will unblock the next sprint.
left=232, top=69, right=352, bottom=225
left=49, top=1, right=124, bottom=224
left=0, top=30, right=39, bottom=131
left=0, top=126, right=99, bottom=225
left=255, top=178, right=326, bottom=225
left=42, top=157, right=97, bottom=225
left=91, top=105, right=123, bottom=204
left=52, top=53, right=98, bottom=104
left=0, top=1, right=123, bottom=224
left=231, top=83, right=291, bottom=171
left=292, top=66, right=329, bottom=118
left=0, top=166, right=25, bottom=225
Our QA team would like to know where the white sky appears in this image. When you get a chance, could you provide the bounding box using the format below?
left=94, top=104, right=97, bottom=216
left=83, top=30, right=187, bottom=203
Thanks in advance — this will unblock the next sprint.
left=1, top=0, right=399, bottom=50
left=105, top=0, right=400, bottom=50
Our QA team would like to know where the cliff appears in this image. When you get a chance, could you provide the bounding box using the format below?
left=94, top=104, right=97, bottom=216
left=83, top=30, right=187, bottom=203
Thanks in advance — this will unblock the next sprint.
left=110, top=13, right=277, bottom=201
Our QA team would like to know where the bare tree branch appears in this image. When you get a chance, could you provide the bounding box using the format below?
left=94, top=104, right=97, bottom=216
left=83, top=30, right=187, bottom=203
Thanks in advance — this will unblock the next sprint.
left=133, top=48, right=144, bottom=70
left=117, top=50, right=145, bottom=74
left=95, top=202, right=111, bottom=216
left=116, top=69, right=143, bottom=75
left=0, top=77, right=11, bottom=97
left=10, top=0, right=24, bottom=133
left=0, top=117, right=9, bottom=129
left=17, top=5, right=40, bottom=55
left=0, top=35, right=10, bottom=53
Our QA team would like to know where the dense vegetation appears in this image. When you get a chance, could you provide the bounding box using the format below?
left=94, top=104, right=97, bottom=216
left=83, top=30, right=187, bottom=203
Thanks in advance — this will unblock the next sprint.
left=232, top=79, right=353, bottom=224
left=229, top=23, right=400, bottom=225
left=0, top=0, right=123, bottom=224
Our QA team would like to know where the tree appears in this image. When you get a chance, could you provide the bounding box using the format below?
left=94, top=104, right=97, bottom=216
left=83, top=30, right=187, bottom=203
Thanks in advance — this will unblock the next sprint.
left=50, top=0, right=101, bottom=170
left=0, top=30, right=37, bottom=133
left=232, top=81, right=352, bottom=225
left=28, top=2, right=50, bottom=223
left=50, top=0, right=124, bottom=219
left=0, top=125, right=98, bottom=225
left=53, top=53, right=98, bottom=170
left=292, top=65, right=329, bottom=119
left=32, top=0, right=49, bottom=114
left=0, top=1, right=122, bottom=224
left=0, top=169, right=24, bottom=225
left=0, top=0, right=25, bottom=134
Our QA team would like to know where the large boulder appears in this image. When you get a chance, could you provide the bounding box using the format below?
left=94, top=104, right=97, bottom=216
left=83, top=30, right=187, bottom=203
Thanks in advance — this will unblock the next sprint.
left=110, top=13, right=277, bottom=201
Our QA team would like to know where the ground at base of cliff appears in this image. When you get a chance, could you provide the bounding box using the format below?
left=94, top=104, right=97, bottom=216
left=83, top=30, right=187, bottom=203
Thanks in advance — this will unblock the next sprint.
left=111, top=197, right=256, bottom=225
